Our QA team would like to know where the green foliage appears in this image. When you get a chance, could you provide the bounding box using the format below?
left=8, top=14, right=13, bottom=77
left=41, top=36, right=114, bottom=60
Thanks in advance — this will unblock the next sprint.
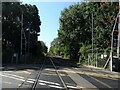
left=79, top=44, right=91, bottom=63
left=80, top=45, right=90, bottom=55
left=58, top=4, right=86, bottom=61
left=2, top=2, right=43, bottom=63
left=36, top=41, right=48, bottom=57
left=49, top=37, right=61, bottom=56
left=49, top=2, right=118, bottom=63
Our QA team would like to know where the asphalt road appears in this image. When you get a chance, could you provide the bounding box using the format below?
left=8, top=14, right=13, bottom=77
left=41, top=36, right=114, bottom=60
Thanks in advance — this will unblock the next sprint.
left=1, top=64, right=40, bottom=89
left=1, top=62, right=120, bottom=90
left=70, top=67, right=120, bottom=90
left=1, top=63, right=78, bottom=90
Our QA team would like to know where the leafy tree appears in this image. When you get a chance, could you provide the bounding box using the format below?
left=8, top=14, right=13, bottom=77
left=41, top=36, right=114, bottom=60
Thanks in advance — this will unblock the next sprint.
left=49, top=37, right=61, bottom=56
left=2, top=2, right=21, bottom=63
left=50, top=2, right=118, bottom=64
left=58, top=4, right=85, bottom=62
left=37, top=41, right=48, bottom=57
left=2, top=2, right=42, bottom=63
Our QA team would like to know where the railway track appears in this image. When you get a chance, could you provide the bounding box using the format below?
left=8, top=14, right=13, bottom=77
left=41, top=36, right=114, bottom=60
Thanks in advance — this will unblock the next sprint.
left=16, top=59, right=45, bottom=90
left=16, top=57, right=68, bottom=90
left=49, top=57, right=68, bottom=90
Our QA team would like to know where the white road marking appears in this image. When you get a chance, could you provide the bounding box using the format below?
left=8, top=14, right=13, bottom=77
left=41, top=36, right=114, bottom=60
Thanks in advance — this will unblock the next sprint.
left=28, top=78, right=35, bottom=81
left=44, top=68, right=56, bottom=71
left=26, top=80, right=34, bottom=83
left=67, top=85, right=78, bottom=89
left=48, top=85, right=63, bottom=89
left=39, top=80, right=60, bottom=86
left=39, top=83, right=46, bottom=85
left=0, top=74, right=25, bottom=82
left=1, top=72, right=24, bottom=79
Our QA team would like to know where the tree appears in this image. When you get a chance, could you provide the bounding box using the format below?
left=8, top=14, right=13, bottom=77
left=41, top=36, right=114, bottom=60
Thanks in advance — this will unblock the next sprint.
left=37, top=41, right=48, bottom=57
left=58, top=4, right=86, bottom=62
left=2, top=2, right=41, bottom=63
left=49, top=37, right=61, bottom=56
left=50, top=2, right=118, bottom=64
left=2, top=2, right=22, bottom=63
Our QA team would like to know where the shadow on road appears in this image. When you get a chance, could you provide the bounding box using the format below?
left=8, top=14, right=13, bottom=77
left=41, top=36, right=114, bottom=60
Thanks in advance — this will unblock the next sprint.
left=2, top=56, right=78, bottom=71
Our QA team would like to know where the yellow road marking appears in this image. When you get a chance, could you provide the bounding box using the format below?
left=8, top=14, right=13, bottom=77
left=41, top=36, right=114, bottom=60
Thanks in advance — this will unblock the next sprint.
left=59, top=69, right=120, bottom=80
left=16, top=71, right=31, bottom=74
left=76, top=85, right=85, bottom=88
left=42, top=73, right=66, bottom=76
left=58, top=70, right=76, bottom=74
left=89, top=73, right=118, bottom=80
left=66, top=82, right=76, bottom=87
left=77, top=72, right=120, bottom=80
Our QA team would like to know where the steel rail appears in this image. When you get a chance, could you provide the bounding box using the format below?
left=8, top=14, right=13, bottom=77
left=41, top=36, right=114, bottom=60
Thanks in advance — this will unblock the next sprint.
left=16, top=70, right=33, bottom=90
left=31, top=59, right=45, bottom=90
left=49, top=57, right=68, bottom=90
left=16, top=60, right=45, bottom=90
left=17, top=57, right=68, bottom=90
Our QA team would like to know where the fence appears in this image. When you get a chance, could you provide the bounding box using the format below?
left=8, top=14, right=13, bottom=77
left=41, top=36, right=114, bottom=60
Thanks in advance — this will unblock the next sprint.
left=87, top=52, right=110, bottom=68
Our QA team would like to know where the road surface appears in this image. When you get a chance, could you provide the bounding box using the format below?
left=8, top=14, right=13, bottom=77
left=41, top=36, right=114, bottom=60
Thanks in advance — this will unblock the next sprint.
left=1, top=58, right=120, bottom=90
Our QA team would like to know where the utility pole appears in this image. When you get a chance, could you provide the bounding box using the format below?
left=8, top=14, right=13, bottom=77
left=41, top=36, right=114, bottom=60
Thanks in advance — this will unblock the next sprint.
left=92, top=13, right=94, bottom=66
left=117, top=0, right=120, bottom=58
left=28, top=23, right=31, bottom=58
left=0, top=1, right=2, bottom=69
left=110, top=13, right=119, bottom=72
left=20, top=10, right=23, bottom=62
left=96, top=52, right=97, bottom=67
left=23, top=30, right=27, bottom=64
left=20, top=7, right=27, bottom=64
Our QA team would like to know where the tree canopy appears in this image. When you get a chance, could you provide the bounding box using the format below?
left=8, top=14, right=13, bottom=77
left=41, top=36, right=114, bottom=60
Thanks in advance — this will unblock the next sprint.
left=2, top=2, right=47, bottom=63
left=49, top=2, right=118, bottom=63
